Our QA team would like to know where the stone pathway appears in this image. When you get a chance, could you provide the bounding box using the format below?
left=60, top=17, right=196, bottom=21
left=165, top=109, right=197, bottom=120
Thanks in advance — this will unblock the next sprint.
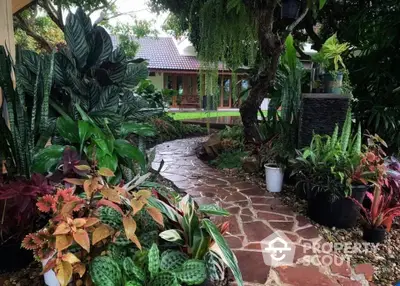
left=152, top=137, right=375, bottom=286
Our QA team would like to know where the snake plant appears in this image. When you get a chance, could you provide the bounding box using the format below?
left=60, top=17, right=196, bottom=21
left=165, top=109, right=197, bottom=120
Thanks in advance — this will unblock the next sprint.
left=0, top=46, right=57, bottom=178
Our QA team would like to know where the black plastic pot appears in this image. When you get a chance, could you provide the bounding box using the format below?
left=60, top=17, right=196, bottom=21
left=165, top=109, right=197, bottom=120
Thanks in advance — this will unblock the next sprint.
left=351, top=184, right=369, bottom=203
left=308, top=192, right=359, bottom=228
left=281, top=0, right=301, bottom=19
left=0, top=241, right=33, bottom=272
left=323, top=72, right=343, bottom=94
left=363, top=226, right=386, bottom=243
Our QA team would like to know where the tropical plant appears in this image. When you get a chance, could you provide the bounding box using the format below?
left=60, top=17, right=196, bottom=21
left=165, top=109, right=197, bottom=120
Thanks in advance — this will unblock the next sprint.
left=152, top=191, right=243, bottom=285
left=22, top=165, right=243, bottom=285
left=0, top=174, right=54, bottom=242
left=44, top=8, right=159, bottom=131
left=312, top=34, right=349, bottom=73
left=0, top=46, right=55, bottom=178
left=348, top=134, right=387, bottom=188
left=353, top=186, right=400, bottom=228
left=31, top=112, right=148, bottom=183
left=291, top=109, right=362, bottom=198
left=22, top=166, right=164, bottom=286
left=268, top=34, right=304, bottom=124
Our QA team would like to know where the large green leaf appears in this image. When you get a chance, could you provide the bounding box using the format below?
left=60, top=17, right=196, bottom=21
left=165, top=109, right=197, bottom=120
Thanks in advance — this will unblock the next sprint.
left=31, top=145, right=65, bottom=174
left=147, top=197, right=182, bottom=223
left=199, top=205, right=230, bottom=216
left=57, top=116, right=79, bottom=143
left=96, top=26, right=113, bottom=62
left=91, top=86, right=120, bottom=113
left=65, top=11, right=89, bottom=69
left=123, top=63, right=149, bottom=88
left=120, top=122, right=157, bottom=137
left=202, top=219, right=243, bottom=286
left=114, top=139, right=146, bottom=170
left=97, top=154, right=118, bottom=172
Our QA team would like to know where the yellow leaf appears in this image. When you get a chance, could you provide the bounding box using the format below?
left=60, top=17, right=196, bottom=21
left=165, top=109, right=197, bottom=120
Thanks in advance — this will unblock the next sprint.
left=98, top=167, right=115, bottom=177
left=56, top=261, right=73, bottom=286
left=74, top=165, right=91, bottom=171
left=56, top=235, right=73, bottom=251
left=62, top=252, right=80, bottom=264
left=73, top=218, right=87, bottom=228
left=73, top=262, right=86, bottom=278
left=101, top=187, right=121, bottom=203
left=92, top=224, right=112, bottom=245
left=73, top=229, right=90, bottom=252
left=63, top=178, right=86, bottom=185
left=84, top=217, right=99, bottom=228
left=146, top=207, right=164, bottom=227
left=123, top=216, right=138, bottom=245
left=135, top=189, right=151, bottom=202
left=53, top=222, right=71, bottom=235
left=130, top=198, right=144, bottom=215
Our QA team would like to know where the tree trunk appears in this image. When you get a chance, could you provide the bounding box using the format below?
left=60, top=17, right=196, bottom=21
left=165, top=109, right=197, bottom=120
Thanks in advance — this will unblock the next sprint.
left=239, top=0, right=283, bottom=141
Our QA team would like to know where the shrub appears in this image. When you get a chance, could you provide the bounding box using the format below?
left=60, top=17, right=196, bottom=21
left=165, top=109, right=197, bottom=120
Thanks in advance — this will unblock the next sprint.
left=211, top=150, right=248, bottom=169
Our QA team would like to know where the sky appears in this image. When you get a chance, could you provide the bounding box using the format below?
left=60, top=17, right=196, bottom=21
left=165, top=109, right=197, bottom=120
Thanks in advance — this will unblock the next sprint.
left=107, top=0, right=169, bottom=36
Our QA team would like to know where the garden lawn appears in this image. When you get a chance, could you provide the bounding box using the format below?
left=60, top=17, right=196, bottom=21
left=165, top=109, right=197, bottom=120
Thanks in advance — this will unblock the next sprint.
left=169, top=111, right=267, bottom=120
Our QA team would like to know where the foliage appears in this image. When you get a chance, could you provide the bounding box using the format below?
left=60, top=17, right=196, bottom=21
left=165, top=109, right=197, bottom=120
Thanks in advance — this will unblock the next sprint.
left=31, top=113, right=148, bottom=183
left=211, top=150, right=248, bottom=169
left=22, top=165, right=242, bottom=285
left=0, top=174, right=54, bottom=242
left=22, top=166, right=164, bottom=286
left=14, top=9, right=65, bottom=53
left=48, top=8, right=152, bottom=130
left=269, top=35, right=304, bottom=124
left=162, top=14, right=187, bottom=38
left=353, top=186, right=400, bottom=228
left=0, top=46, right=55, bottom=178
left=316, top=0, right=400, bottom=151
left=348, top=134, right=387, bottom=188
left=154, top=192, right=243, bottom=285
left=312, top=34, right=349, bottom=72
left=219, top=126, right=244, bottom=143
left=291, top=110, right=362, bottom=199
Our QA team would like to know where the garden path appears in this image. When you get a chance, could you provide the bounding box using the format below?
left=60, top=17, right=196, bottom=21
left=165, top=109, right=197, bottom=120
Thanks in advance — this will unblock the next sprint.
left=152, top=137, right=375, bottom=286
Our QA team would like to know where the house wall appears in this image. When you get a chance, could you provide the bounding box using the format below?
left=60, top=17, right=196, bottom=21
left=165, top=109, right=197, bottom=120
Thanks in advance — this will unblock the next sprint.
left=149, top=72, right=164, bottom=90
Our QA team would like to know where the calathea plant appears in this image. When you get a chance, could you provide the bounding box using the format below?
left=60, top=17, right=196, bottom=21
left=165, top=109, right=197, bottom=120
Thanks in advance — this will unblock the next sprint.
left=0, top=46, right=56, bottom=178
left=48, top=8, right=162, bottom=131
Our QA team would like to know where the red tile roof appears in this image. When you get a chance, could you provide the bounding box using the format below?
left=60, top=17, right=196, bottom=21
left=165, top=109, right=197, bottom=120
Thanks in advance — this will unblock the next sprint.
left=134, top=37, right=230, bottom=72
left=136, top=37, right=201, bottom=71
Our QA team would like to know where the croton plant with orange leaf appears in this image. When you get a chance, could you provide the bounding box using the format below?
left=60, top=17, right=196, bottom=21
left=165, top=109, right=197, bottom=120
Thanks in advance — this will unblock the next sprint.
left=22, top=166, right=164, bottom=286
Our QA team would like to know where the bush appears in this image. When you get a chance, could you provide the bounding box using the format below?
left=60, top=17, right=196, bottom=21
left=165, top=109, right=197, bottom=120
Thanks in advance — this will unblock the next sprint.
left=211, top=150, right=248, bottom=169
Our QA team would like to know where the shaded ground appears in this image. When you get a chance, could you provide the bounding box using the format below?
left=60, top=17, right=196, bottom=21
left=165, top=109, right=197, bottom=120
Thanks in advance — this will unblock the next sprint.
left=152, top=137, right=375, bottom=286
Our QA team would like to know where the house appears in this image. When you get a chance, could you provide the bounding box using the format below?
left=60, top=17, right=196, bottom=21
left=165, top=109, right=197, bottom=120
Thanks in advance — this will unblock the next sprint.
left=134, top=37, right=250, bottom=110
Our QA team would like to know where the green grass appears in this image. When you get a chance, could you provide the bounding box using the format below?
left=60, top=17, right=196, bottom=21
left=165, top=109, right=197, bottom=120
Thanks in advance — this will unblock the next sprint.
left=169, top=111, right=267, bottom=120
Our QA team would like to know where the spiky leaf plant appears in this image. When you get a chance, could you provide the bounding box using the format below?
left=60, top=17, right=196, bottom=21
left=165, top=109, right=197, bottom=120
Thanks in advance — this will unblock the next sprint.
left=0, top=46, right=57, bottom=178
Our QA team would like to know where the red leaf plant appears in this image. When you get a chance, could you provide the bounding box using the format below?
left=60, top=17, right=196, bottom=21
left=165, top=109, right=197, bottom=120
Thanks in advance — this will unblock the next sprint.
left=0, top=174, right=54, bottom=242
left=353, top=186, right=400, bottom=228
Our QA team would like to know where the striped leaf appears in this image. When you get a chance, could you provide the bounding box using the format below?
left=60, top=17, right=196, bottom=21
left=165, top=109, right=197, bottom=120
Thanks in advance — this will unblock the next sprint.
left=202, top=219, right=243, bottom=286
left=65, top=12, right=89, bottom=70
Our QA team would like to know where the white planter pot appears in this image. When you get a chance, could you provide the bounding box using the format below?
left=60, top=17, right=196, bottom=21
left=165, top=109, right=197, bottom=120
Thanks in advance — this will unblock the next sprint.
left=264, top=163, right=284, bottom=193
left=42, top=256, right=60, bottom=286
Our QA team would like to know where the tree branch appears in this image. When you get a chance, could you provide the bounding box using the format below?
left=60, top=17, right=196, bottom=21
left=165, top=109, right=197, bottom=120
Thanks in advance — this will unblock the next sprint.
left=283, top=8, right=309, bottom=40
left=304, top=14, right=323, bottom=50
left=40, top=0, right=64, bottom=30
left=14, top=14, right=53, bottom=52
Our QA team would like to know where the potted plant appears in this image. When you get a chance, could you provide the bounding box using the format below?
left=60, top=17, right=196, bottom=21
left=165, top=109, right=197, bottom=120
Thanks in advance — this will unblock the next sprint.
left=291, top=110, right=363, bottom=228
left=312, top=34, right=350, bottom=94
left=347, top=134, right=388, bottom=203
left=353, top=186, right=400, bottom=243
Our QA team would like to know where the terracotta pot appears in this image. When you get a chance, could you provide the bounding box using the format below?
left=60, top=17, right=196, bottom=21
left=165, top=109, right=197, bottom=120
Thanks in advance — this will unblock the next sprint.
left=382, top=215, right=395, bottom=232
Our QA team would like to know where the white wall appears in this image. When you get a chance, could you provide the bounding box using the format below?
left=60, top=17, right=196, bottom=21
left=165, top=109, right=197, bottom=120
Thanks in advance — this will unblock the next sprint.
left=149, top=72, right=164, bottom=90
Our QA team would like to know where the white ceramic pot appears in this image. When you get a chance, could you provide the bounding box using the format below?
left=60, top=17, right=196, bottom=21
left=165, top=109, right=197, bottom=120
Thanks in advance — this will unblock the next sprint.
left=264, top=163, right=284, bottom=193
left=42, top=256, right=60, bottom=286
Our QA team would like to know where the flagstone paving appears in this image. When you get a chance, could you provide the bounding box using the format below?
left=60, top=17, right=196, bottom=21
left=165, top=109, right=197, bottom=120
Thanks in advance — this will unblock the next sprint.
left=152, top=137, right=375, bottom=286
